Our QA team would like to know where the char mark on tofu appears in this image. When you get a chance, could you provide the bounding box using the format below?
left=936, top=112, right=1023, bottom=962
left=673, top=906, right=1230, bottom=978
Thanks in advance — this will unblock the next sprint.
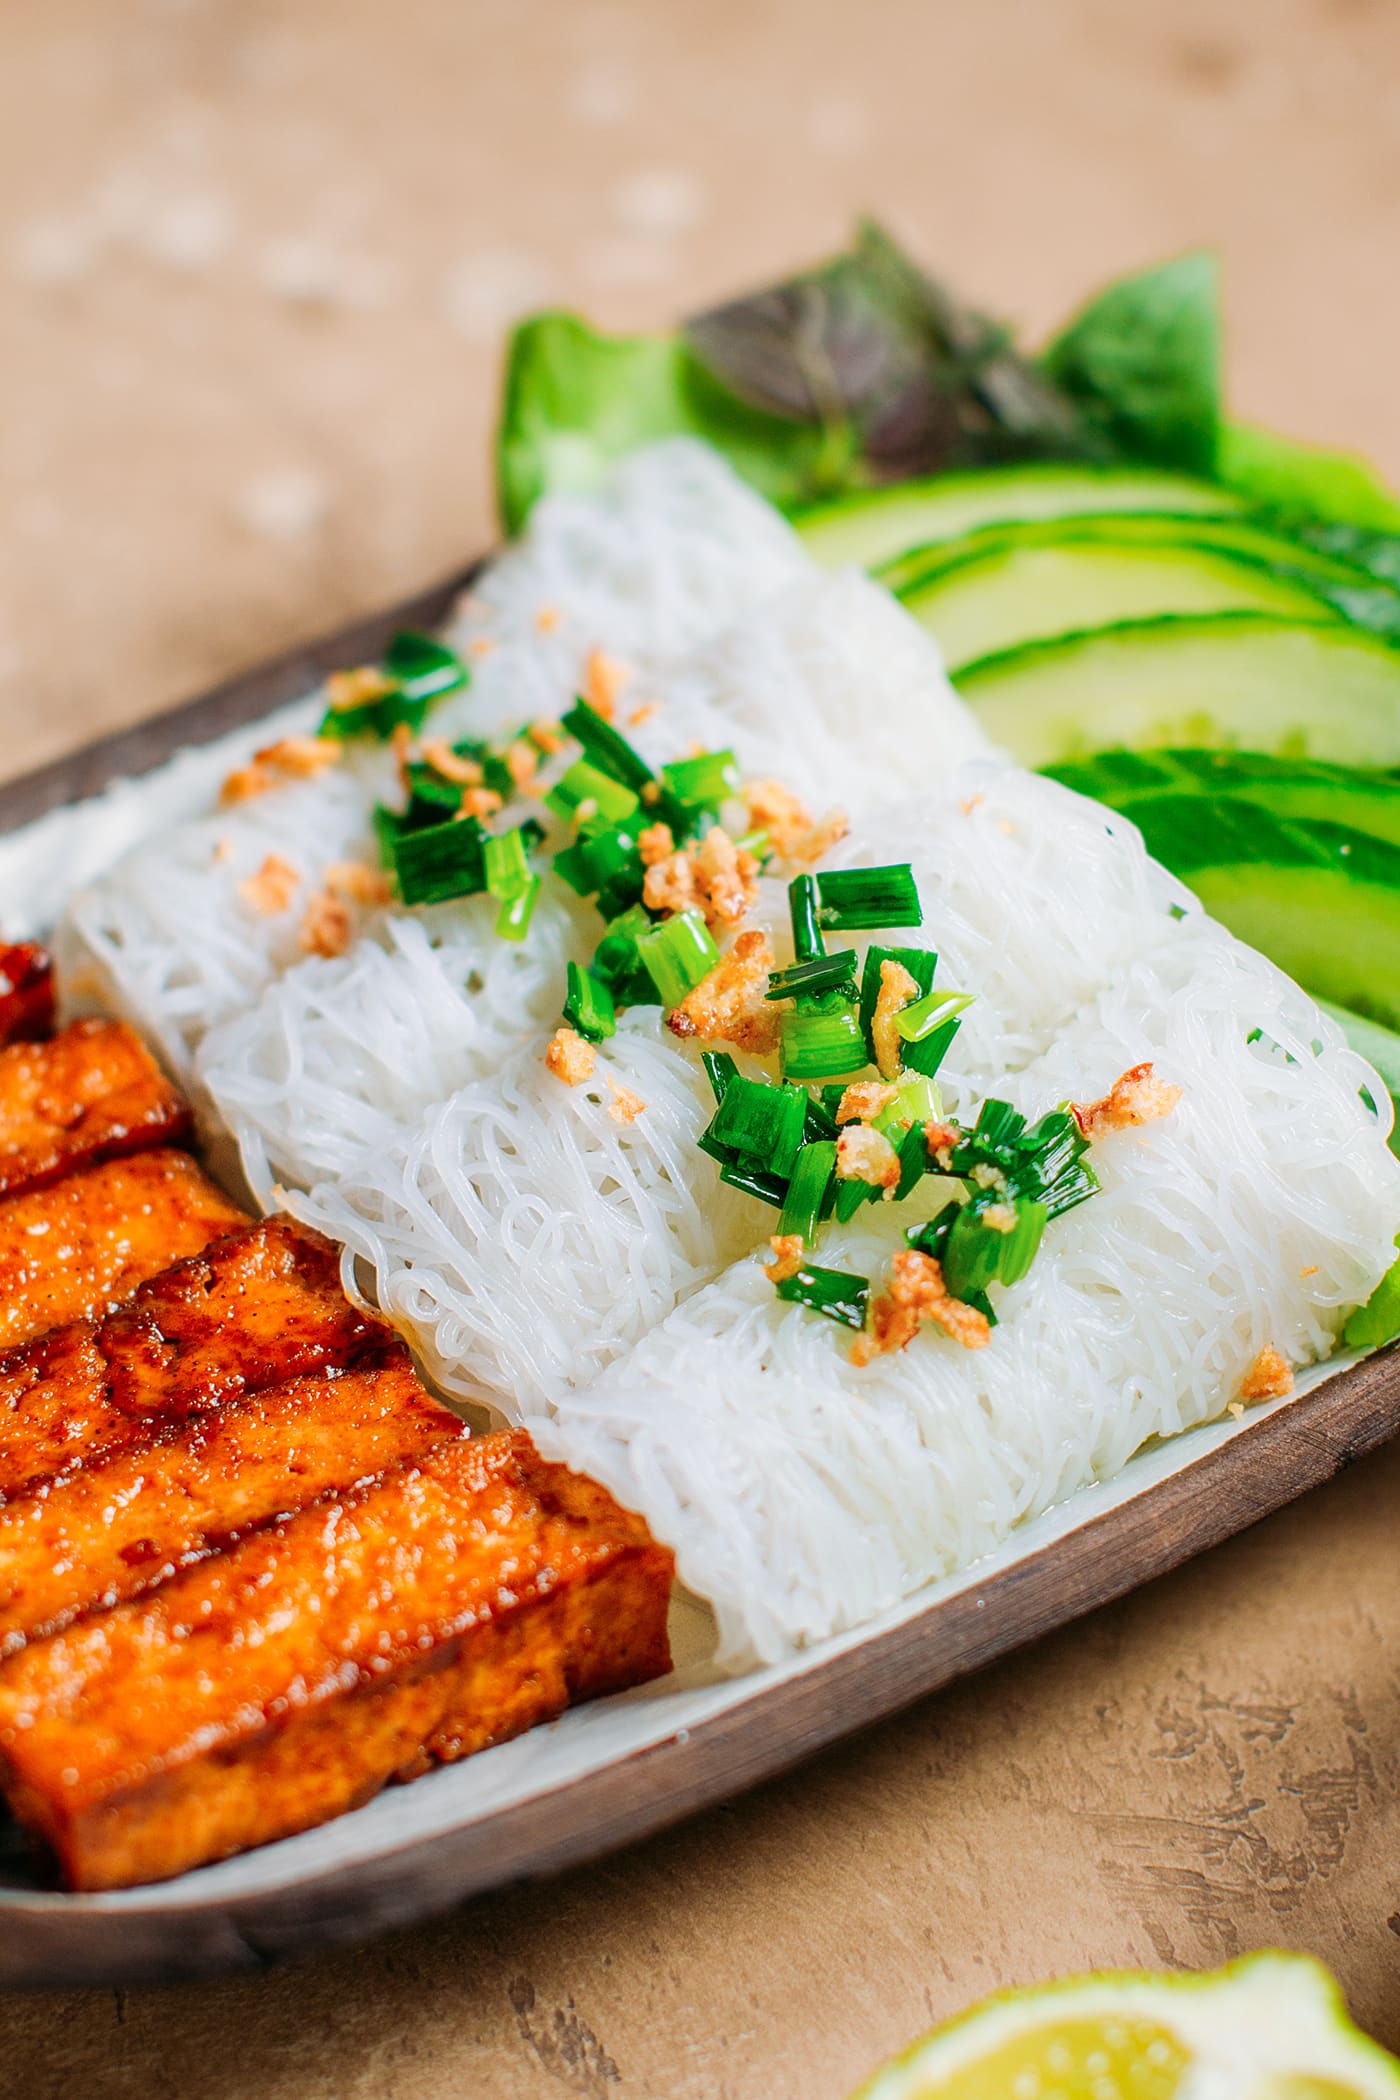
left=0, top=1431, right=673, bottom=1890
left=0, top=1215, right=385, bottom=1499
left=0, top=1151, right=248, bottom=1356
left=0, top=945, right=55, bottom=1047
left=0, top=1019, right=192, bottom=1198
left=0, top=1342, right=463, bottom=1657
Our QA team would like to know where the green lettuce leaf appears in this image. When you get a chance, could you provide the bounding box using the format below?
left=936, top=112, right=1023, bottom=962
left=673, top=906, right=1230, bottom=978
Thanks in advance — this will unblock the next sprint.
left=1220, top=421, right=1400, bottom=530
left=1346, top=1234, right=1400, bottom=1348
left=1040, top=251, right=1221, bottom=476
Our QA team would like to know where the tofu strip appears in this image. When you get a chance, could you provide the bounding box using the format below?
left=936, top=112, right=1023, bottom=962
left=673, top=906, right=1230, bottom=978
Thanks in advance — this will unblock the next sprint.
left=0, top=1216, right=383, bottom=1498
left=0, top=1019, right=191, bottom=1197
left=0, top=1345, right=463, bottom=1655
left=0, top=1432, right=674, bottom=1890
left=0, top=1151, right=248, bottom=1354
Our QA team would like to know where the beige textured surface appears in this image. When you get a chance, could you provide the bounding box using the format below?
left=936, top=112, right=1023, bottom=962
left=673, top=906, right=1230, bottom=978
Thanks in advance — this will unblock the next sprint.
left=2, top=0, right=1400, bottom=2089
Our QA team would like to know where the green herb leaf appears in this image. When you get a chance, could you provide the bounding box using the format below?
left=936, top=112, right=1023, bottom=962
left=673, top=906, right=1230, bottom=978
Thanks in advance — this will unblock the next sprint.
left=1041, top=251, right=1221, bottom=476
left=1344, top=1235, right=1400, bottom=1348
left=1220, top=422, right=1400, bottom=530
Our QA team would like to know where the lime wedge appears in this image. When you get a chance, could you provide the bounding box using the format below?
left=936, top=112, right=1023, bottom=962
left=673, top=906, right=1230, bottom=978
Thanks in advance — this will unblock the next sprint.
left=851, top=1953, right=1400, bottom=2099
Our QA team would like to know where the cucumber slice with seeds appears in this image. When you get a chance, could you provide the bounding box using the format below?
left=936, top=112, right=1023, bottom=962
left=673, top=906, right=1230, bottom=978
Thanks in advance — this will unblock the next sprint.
left=1047, top=747, right=1400, bottom=854
left=955, top=614, right=1400, bottom=769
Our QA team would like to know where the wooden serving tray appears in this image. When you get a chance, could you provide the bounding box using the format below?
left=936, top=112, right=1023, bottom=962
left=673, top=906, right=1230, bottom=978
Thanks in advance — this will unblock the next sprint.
left=0, top=573, right=1395, bottom=1988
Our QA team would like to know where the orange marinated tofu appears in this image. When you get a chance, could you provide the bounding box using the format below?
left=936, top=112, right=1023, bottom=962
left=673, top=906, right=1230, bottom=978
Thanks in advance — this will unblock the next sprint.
left=0, top=1431, right=674, bottom=1890
left=0, top=1150, right=248, bottom=1354
left=0, top=943, right=55, bottom=1046
left=0, top=1345, right=464, bottom=1655
left=0, top=1215, right=383, bottom=1497
left=0, top=1019, right=191, bottom=1197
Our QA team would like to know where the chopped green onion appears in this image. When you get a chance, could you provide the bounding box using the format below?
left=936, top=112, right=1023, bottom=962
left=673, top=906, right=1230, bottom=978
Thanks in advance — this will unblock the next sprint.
left=817, top=864, right=922, bottom=931
left=901, top=1018, right=962, bottom=1081
left=1346, top=1233, right=1400, bottom=1347
left=774, top=1261, right=870, bottom=1331
left=636, top=909, right=720, bottom=1007
left=546, top=760, right=641, bottom=828
left=788, top=873, right=825, bottom=963
left=719, top=1162, right=789, bottom=1207
left=661, top=749, right=740, bottom=812
left=484, top=827, right=531, bottom=900
left=779, top=1140, right=837, bottom=1243
left=995, top=1198, right=1048, bottom=1286
left=319, top=686, right=429, bottom=744
left=858, top=945, right=936, bottom=1054
left=764, top=950, right=858, bottom=1002
left=392, top=816, right=487, bottom=907
left=892, top=1072, right=943, bottom=1128
left=834, top=1173, right=881, bottom=1223
left=733, top=827, right=770, bottom=863
left=707, top=1073, right=807, bottom=1178
left=892, top=1121, right=931, bottom=1202
left=563, top=961, right=617, bottom=1042
left=373, top=803, right=405, bottom=872
left=803, top=1091, right=840, bottom=1144
left=384, top=630, right=469, bottom=704
left=401, top=765, right=464, bottom=829
left=495, top=872, right=540, bottom=942
left=553, top=820, right=645, bottom=915
left=779, top=1000, right=867, bottom=1081
left=592, top=904, right=656, bottom=1006
left=895, top=988, right=975, bottom=1044
left=701, top=1049, right=738, bottom=1106
left=561, top=698, right=655, bottom=797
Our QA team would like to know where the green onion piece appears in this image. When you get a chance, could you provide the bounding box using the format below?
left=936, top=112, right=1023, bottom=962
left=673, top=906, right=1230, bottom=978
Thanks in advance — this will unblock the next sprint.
left=392, top=816, right=487, bottom=907
left=940, top=1205, right=1006, bottom=1302
left=561, top=697, right=655, bottom=797
left=636, top=909, right=719, bottom=1007
left=788, top=874, right=825, bottom=963
left=401, top=765, right=464, bottom=828
left=803, top=1091, right=840, bottom=1144
left=818, top=864, right=922, bottom=931
left=319, top=686, right=431, bottom=744
left=373, top=803, right=405, bottom=871
left=892, top=1121, right=931, bottom=1203
left=764, top=950, right=858, bottom=1002
left=892, top=1072, right=943, bottom=1129
left=661, top=749, right=740, bottom=811
left=774, top=1261, right=870, bottom=1331
left=895, top=988, right=975, bottom=1044
left=995, top=1198, right=1048, bottom=1287
left=495, top=872, right=540, bottom=942
left=707, top=1073, right=807, bottom=1178
left=733, top=827, right=770, bottom=863
left=484, top=827, right=530, bottom=900
left=546, top=760, right=640, bottom=828
left=384, top=630, right=468, bottom=704
left=1345, top=1234, right=1400, bottom=1347
left=779, top=1140, right=837, bottom=1244
left=563, top=960, right=617, bottom=1042
left=858, top=945, right=936, bottom=1054
left=719, top=1162, right=789, bottom=1207
left=553, top=820, right=645, bottom=915
left=592, top=904, right=656, bottom=1006
left=701, top=1049, right=738, bottom=1106
left=901, top=1018, right=962, bottom=1081
left=834, top=1173, right=881, bottom=1224
left=779, top=1001, right=867, bottom=1081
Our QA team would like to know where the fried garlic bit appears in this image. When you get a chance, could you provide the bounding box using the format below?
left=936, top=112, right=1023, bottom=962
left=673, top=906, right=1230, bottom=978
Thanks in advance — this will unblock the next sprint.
left=871, top=957, right=920, bottom=1082
left=851, top=1249, right=990, bottom=1366
left=299, top=889, right=353, bottom=959
left=390, top=720, right=415, bottom=791
left=743, top=778, right=848, bottom=866
left=641, top=824, right=758, bottom=930
left=324, top=859, right=392, bottom=906
left=529, top=718, right=565, bottom=755
left=238, top=854, right=301, bottom=915
left=667, top=929, right=780, bottom=1055
left=628, top=700, right=661, bottom=729
left=1072, top=1061, right=1182, bottom=1140
left=1239, top=1344, right=1293, bottom=1403
left=325, top=665, right=395, bottom=713
left=505, top=738, right=538, bottom=790
left=545, top=1026, right=596, bottom=1086
left=583, top=647, right=628, bottom=720
left=835, top=1080, right=897, bottom=1126
left=606, top=1076, right=646, bottom=1124
left=764, top=1233, right=805, bottom=1284
left=219, top=735, right=341, bottom=805
left=421, top=739, right=484, bottom=787
left=456, top=786, right=504, bottom=822
left=924, top=1119, right=959, bottom=1172
left=835, top=1124, right=902, bottom=1197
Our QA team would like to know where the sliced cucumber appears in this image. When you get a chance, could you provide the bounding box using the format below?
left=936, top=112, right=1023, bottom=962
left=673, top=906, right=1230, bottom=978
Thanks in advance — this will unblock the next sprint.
left=877, top=510, right=1381, bottom=598
left=895, top=537, right=1336, bottom=672
left=1124, top=795, right=1400, bottom=1030
left=792, top=464, right=1238, bottom=571
left=1047, top=747, right=1400, bottom=853
left=956, top=614, right=1400, bottom=769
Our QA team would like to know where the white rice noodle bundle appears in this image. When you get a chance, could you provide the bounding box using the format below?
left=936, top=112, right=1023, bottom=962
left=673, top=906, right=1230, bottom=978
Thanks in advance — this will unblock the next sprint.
left=60, top=763, right=384, bottom=1079
left=196, top=882, right=596, bottom=1206
left=287, top=1011, right=759, bottom=1411
left=432, top=439, right=811, bottom=741
left=527, top=914, right=1400, bottom=1669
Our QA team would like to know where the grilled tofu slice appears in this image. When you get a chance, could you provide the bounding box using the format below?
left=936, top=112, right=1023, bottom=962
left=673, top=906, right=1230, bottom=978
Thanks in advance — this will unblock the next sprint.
left=0, top=1151, right=248, bottom=1354
left=0, top=1344, right=464, bottom=1655
left=0, top=1432, right=674, bottom=1890
left=0, top=944, right=55, bottom=1046
left=0, top=1215, right=382, bottom=1498
left=0, top=1019, right=191, bottom=1197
